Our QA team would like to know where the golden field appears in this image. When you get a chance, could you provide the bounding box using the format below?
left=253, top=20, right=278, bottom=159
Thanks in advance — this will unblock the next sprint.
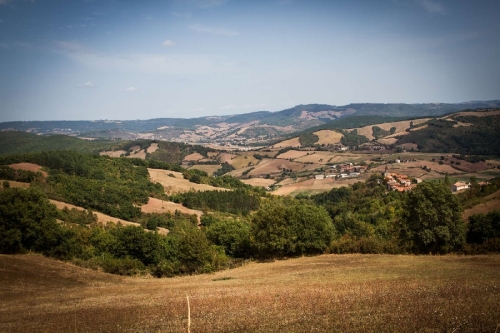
left=1, top=254, right=499, bottom=332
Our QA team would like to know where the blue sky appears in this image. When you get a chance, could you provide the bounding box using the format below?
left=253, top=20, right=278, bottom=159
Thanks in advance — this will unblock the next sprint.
left=0, top=0, right=499, bottom=121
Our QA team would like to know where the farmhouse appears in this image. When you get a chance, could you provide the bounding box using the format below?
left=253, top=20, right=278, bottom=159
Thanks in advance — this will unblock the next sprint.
left=451, top=182, right=469, bottom=192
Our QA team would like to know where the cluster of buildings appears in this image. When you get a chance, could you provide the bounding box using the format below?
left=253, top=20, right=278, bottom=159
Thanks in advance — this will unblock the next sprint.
left=314, top=163, right=367, bottom=180
left=384, top=172, right=420, bottom=192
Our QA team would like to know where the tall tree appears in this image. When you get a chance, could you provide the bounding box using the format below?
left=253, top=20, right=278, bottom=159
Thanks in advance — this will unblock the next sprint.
left=399, top=182, right=465, bottom=254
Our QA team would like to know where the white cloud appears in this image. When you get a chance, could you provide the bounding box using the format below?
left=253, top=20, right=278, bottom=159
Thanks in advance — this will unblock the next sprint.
left=189, top=24, right=239, bottom=36
left=79, top=81, right=94, bottom=88
left=125, top=86, right=138, bottom=92
left=220, top=104, right=236, bottom=110
left=162, top=39, right=175, bottom=47
left=418, top=0, right=445, bottom=14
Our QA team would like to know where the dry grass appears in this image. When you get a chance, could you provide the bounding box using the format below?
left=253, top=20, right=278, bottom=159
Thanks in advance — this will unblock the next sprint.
left=247, top=159, right=311, bottom=176
left=188, top=164, right=221, bottom=175
left=2, top=253, right=499, bottom=332
left=183, top=153, right=204, bottom=162
left=356, top=119, right=430, bottom=141
left=147, top=143, right=159, bottom=153
left=455, top=110, right=500, bottom=117
left=49, top=200, right=143, bottom=229
left=462, top=189, right=500, bottom=220
left=0, top=180, right=30, bottom=189
left=273, top=177, right=362, bottom=196
left=313, top=130, right=343, bottom=145
left=148, top=168, right=229, bottom=194
left=100, top=150, right=127, bottom=158
left=276, top=150, right=309, bottom=160
left=230, top=155, right=260, bottom=169
left=240, top=178, right=276, bottom=187
left=141, top=197, right=203, bottom=223
left=9, top=163, right=48, bottom=178
left=272, top=137, right=301, bottom=148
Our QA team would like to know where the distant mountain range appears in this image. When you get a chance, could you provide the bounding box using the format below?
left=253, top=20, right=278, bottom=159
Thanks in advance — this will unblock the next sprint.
left=1, top=100, right=499, bottom=146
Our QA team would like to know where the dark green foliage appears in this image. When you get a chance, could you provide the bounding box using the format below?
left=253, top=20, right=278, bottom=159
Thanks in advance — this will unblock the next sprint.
left=205, top=218, right=251, bottom=258
left=298, top=132, right=319, bottom=147
left=177, top=189, right=260, bottom=215
left=0, top=166, right=44, bottom=183
left=0, top=131, right=116, bottom=155
left=372, top=126, right=391, bottom=139
left=213, top=162, right=235, bottom=177
left=57, top=207, right=97, bottom=225
left=0, top=188, right=81, bottom=259
left=251, top=197, right=334, bottom=257
left=339, top=129, right=369, bottom=147
left=467, top=211, right=500, bottom=244
left=397, top=115, right=500, bottom=155
left=399, top=182, right=466, bottom=254
left=0, top=151, right=164, bottom=221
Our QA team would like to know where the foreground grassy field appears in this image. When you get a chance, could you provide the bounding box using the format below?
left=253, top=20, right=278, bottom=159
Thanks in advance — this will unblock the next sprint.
left=1, top=254, right=499, bottom=332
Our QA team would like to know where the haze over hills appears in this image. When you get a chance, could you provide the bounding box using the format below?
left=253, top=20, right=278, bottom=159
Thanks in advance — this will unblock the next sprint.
left=1, top=101, right=499, bottom=146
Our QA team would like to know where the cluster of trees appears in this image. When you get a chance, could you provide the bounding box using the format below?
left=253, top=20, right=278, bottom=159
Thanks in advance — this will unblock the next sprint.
left=173, top=189, right=261, bottom=215
left=213, top=162, right=235, bottom=177
left=298, top=133, right=319, bottom=147
left=398, top=115, right=500, bottom=155
left=1, top=148, right=499, bottom=278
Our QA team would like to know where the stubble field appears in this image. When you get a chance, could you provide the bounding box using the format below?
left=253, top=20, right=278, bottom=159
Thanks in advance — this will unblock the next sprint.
left=1, top=254, right=499, bottom=333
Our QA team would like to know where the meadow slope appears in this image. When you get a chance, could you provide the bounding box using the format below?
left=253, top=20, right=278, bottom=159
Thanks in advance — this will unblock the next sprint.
left=1, top=254, right=499, bottom=332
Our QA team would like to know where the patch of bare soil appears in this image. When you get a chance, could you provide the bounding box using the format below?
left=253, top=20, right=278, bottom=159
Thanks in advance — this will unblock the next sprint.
left=240, top=178, right=275, bottom=187
left=148, top=168, right=229, bottom=194
left=141, top=197, right=202, bottom=223
left=100, top=150, right=126, bottom=158
left=183, top=152, right=204, bottom=161
left=0, top=180, right=30, bottom=189
left=313, top=130, right=343, bottom=145
left=272, top=137, right=301, bottom=148
left=9, top=163, right=48, bottom=177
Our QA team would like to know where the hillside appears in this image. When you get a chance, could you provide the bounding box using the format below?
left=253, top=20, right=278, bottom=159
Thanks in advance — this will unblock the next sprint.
left=2, top=101, right=499, bottom=146
left=1, top=253, right=499, bottom=332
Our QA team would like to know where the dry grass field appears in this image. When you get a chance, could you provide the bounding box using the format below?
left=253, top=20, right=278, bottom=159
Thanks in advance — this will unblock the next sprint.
left=273, top=177, right=363, bottom=196
left=276, top=150, right=309, bottom=160
left=1, top=253, right=499, bottom=333
left=355, top=119, right=430, bottom=141
left=100, top=150, right=127, bottom=158
left=247, top=159, right=312, bottom=176
left=148, top=168, right=229, bottom=194
left=240, top=178, right=275, bottom=187
left=462, top=189, right=500, bottom=220
left=9, top=163, right=48, bottom=177
left=141, top=197, right=203, bottom=223
left=49, top=199, right=147, bottom=228
left=230, top=155, right=260, bottom=169
left=183, top=153, right=205, bottom=162
left=313, top=130, right=343, bottom=145
left=188, top=164, right=221, bottom=175
left=272, top=137, right=301, bottom=148
left=0, top=180, right=30, bottom=189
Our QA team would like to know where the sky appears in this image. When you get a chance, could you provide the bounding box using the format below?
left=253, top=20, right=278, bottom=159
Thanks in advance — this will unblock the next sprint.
left=0, top=0, right=499, bottom=122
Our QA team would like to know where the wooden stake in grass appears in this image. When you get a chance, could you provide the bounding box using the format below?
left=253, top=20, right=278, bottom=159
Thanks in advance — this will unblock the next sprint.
left=186, top=294, right=191, bottom=333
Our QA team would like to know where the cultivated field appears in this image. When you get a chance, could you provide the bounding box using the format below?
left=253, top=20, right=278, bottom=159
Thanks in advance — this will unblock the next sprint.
left=273, top=177, right=362, bottom=196
left=183, top=152, right=205, bottom=162
left=148, top=168, right=229, bottom=194
left=229, top=154, right=260, bottom=169
left=355, top=119, right=430, bottom=141
left=462, top=189, right=500, bottom=220
left=0, top=180, right=30, bottom=189
left=247, top=159, right=312, bottom=176
left=1, top=254, right=499, bottom=332
left=276, top=150, right=309, bottom=160
left=240, top=178, right=276, bottom=187
left=272, top=137, right=301, bottom=148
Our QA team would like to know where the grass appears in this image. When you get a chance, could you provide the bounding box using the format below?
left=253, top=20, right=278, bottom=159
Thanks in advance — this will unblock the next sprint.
left=1, top=253, right=499, bottom=332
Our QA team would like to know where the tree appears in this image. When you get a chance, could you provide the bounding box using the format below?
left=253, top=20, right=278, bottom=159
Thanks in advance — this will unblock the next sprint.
left=399, top=182, right=466, bottom=254
left=251, top=198, right=335, bottom=258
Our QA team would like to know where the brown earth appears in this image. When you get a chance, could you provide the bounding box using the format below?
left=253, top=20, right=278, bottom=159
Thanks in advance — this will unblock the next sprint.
left=462, top=190, right=500, bottom=220
left=141, top=197, right=203, bottom=223
left=2, top=253, right=499, bottom=332
left=272, top=137, right=301, bottom=148
left=9, top=163, right=48, bottom=177
left=0, top=180, right=30, bottom=189
left=247, top=159, right=312, bottom=176
left=183, top=152, right=204, bottom=161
